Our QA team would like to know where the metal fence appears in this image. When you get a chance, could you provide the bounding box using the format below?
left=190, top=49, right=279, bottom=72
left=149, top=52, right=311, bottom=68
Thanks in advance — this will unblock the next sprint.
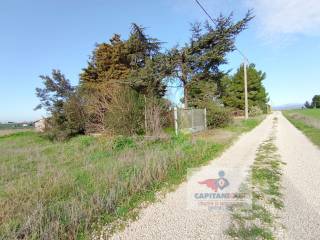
left=174, top=107, right=207, bottom=134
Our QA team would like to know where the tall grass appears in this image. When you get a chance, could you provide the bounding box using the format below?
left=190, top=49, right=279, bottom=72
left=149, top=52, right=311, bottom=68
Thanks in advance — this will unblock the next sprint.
left=0, top=133, right=218, bottom=239
left=0, top=117, right=263, bottom=239
left=286, top=109, right=320, bottom=120
left=283, top=110, right=320, bottom=147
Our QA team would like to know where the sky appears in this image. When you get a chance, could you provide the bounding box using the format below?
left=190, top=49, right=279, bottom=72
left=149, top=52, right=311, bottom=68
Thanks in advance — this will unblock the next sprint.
left=0, top=0, right=319, bottom=122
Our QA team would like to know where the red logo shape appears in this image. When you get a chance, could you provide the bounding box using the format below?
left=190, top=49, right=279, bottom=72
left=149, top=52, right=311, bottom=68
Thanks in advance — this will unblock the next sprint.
left=198, top=179, right=218, bottom=192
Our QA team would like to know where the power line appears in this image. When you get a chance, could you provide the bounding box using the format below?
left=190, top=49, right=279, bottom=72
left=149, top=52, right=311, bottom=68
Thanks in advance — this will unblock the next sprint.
left=194, top=0, right=249, bottom=63
left=194, top=0, right=216, bottom=24
left=193, top=0, right=249, bottom=119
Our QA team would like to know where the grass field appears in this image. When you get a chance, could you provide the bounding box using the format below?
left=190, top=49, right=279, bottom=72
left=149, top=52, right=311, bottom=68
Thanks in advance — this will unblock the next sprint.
left=283, top=109, right=320, bottom=147
left=0, top=123, right=33, bottom=130
left=0, top=129, right=33, bottom=137
left=285, top=108, right=320, bottom=120
left=0, top=123, right=34, bottom=137
left=0, top=117, right=264, bottom=239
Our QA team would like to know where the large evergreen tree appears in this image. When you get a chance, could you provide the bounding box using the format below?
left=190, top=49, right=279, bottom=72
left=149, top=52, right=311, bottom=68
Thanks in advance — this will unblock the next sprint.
left=222, top=63, right=268, bottom=112
left=80, top=34, right=130, bottom=93
left=80, top=23, right=166, bottom=95
left=311, top=95, right=320, bottom=108
left=79, top=23, right=169, bottom=133
left=168, top=11, right=253, bottom=108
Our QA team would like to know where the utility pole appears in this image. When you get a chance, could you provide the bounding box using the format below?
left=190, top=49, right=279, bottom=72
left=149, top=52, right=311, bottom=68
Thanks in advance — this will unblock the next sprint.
left=194, top=0, right=250, bottom=120
left=243, top=60, right=249, bottom=119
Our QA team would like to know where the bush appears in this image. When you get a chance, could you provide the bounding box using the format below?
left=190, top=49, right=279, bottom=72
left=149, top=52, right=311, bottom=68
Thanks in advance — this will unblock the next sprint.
left=249, top=106, right=263, bottom=117
left=198, top=102, right=232, bottom=128
left=113, top=136, right=136, bottom=151
left=105, top=87, right=145, bottom=135
left=207, top=107, right=233, bottom=128
left=145, top=97, right=172, bottom=136
left=43, top=94, right=86, bottom=141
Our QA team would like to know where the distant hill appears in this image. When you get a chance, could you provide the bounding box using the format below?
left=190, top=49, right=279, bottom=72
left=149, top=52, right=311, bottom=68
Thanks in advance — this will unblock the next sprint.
left=272, top=103, right=304, bottom=110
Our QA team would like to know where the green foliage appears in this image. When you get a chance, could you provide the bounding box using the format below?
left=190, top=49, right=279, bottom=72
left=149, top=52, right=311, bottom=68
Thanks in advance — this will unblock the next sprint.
left=304, top=101, right=312, bottom=109
left=79, top=24, right=164, bottom=95
left=0, top=112, right=263, bottom=239
left=35, top=69, right=74, bottom=112
left=222, top=64, right=268, bottom=113
left=80, top=34, right=130, bottom=90
left=78, top=24, right=169, bottom=134
left=167, top=12, right=253, bottom=108
left=288, top=109, right=320, bottom=120
left=128, top=56, right=168, bottom=97
left=35, top=17, right=262, bottom=140
left=208, top=107, right=233, bottom=128
left=284, top=110, right=320, bottom=147
left=35, top=70, right=85, bottom=141
left=249, top=106, right=263, bottom=117
left=305, top=95, right=320, bottom=109
left=187, top=80, right=218, bottom=107
left=113, top=136, right=136, bottom=151
left=312, top=95, right=320, bottom=108
left=199, top=101, right=232, bottom=128
left=105, top=87, right=145, bottom=135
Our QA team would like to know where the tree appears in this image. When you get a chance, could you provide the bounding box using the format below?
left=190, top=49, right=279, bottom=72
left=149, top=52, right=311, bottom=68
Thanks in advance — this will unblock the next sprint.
left=222, top=64, right=268, bottom=112
left=129, top=56, right=168, bottom=97
left=168, top=11, right=253, bottom=108
left=311, top=95, right=320, bottom=108
left=126, top=23, right=161, bottom=69
left=304, top=101, right=312, bottom=109
left=80, top=34, right=130, bottom=93
left=35, top=70, right=85, bottom=140
left=35, top=69, right=74, bottom=112
left=79, top=23, right=169, bottom=134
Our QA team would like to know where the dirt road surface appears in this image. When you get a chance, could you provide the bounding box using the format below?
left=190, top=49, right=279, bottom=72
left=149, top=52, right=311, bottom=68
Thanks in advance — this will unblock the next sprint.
left=276, top=112, right=320, bottom=240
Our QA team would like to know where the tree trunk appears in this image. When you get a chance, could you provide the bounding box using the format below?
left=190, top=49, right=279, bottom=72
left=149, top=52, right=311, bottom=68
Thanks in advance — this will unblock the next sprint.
left=182, top=66, right=188, bottom=108
left=184, top=84, right=188, bottom=109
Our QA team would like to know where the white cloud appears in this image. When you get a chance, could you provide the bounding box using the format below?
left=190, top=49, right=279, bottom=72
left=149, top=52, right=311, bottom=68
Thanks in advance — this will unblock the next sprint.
left=247, top=0, right=320, bottom=38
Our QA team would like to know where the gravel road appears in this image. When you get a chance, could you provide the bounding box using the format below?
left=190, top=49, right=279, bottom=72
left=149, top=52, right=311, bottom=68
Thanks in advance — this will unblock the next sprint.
left=104, top=112, right=320, bottom=239
left=107, top=114, right=275, bottom=240
left=276, top=112, right=320, bottom=239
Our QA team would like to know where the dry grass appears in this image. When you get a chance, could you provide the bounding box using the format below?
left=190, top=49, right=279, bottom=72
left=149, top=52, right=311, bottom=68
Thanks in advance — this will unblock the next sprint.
left=0, top=117, right=264, bottom=239
left=283, top=110, right=320, bottom=147
left=0, top=129, right=32, bottom=137
left=0, top=133, right=220, bottom=239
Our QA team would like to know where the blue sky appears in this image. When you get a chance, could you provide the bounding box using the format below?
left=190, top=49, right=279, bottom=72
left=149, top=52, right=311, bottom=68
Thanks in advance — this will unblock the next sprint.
left=0, top=0, right=319, bottom=122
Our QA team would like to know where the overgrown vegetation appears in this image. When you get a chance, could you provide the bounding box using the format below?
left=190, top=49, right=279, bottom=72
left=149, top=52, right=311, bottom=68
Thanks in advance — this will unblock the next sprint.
left=283, top=109, right=320, bottom=147
left=16, top=7, right=270, bottom=239
left=35, top=12, right=259, bottom=140
left=0, top=118, right=263, bottom=239
left=227, top=117, right=285, bottom=240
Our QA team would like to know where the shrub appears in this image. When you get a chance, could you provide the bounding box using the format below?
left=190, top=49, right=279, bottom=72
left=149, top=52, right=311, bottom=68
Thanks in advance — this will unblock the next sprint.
left=198, top=102, right=232, bottom=128
left=43, top=94, right=86, bottom=141
left=105, top=87, right=145, bottom=135
left=249, top=106, right=263, bottom=117
left=113, top=136, right=136, bottom=151
left=207, top=106, right=233, bottom=128
left=35, top=70, right=86, bottom=141
left=145, top=97, right=172, bottom=136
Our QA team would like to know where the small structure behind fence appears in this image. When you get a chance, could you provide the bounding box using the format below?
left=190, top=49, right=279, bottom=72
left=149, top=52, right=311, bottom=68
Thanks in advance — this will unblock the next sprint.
left=174, top=107, right=207, bottom=134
